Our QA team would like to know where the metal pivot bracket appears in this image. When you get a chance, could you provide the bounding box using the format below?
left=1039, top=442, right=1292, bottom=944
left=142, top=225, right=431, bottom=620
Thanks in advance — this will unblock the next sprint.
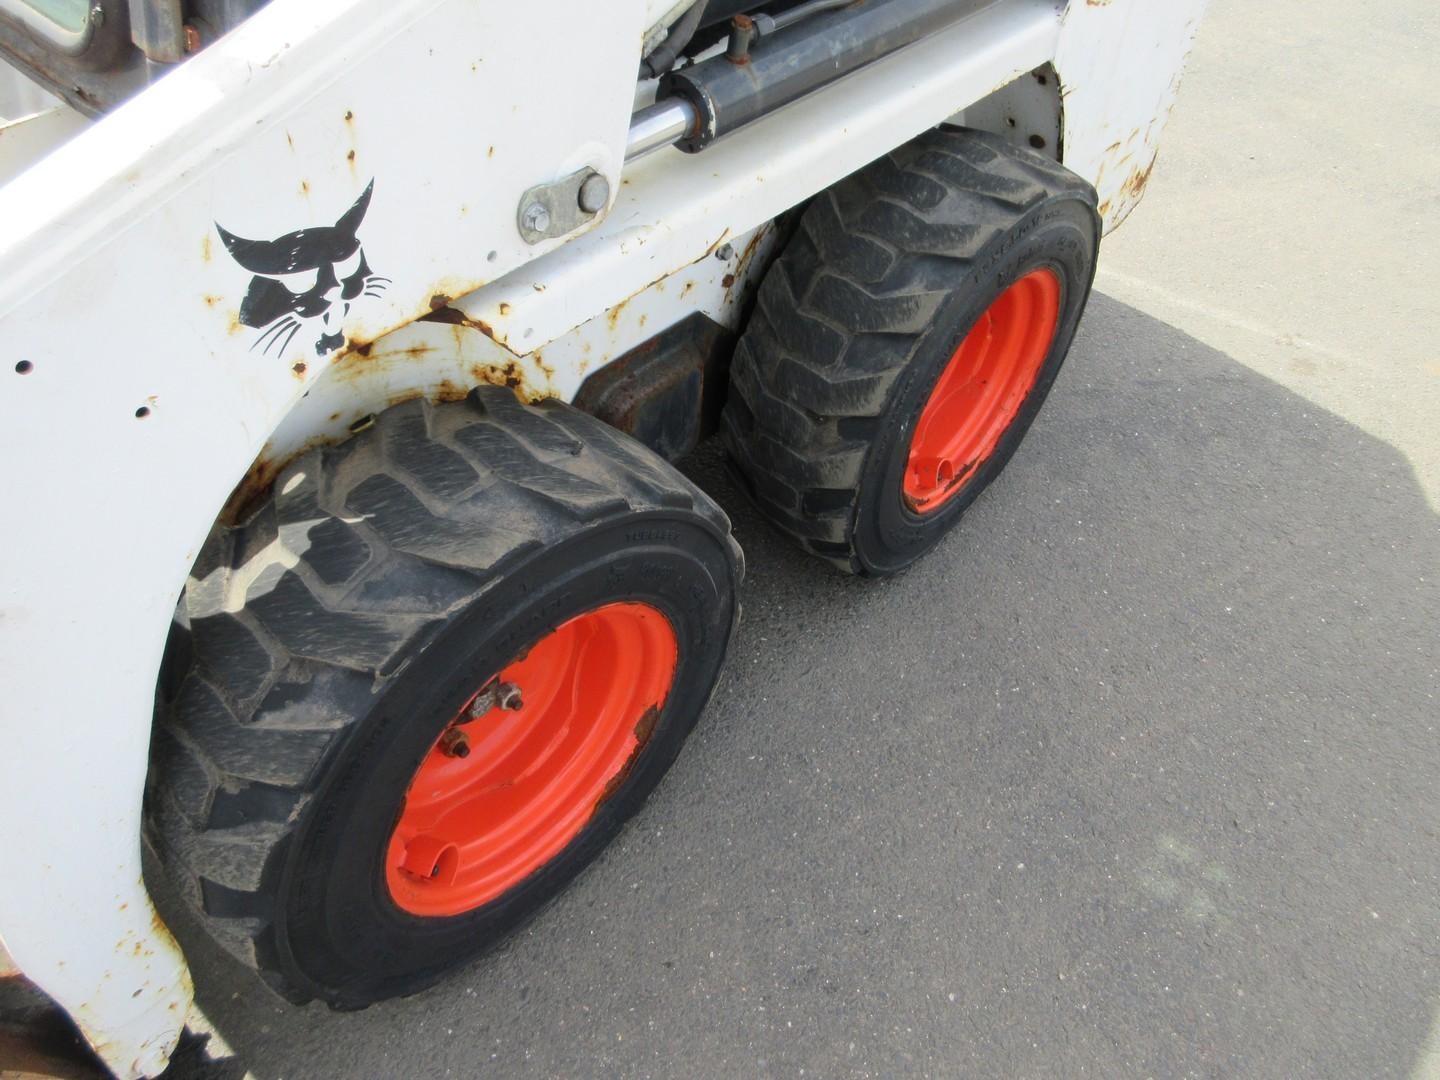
left=516, top=167, right=611, bottom=245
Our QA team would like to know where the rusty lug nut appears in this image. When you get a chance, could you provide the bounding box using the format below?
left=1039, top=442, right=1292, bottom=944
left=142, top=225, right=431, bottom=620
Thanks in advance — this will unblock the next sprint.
left=183, top=24, right=202, bottom=52
left=439, top=728, right=470, bottom=758
left=496, top=682, right=523, bottom=711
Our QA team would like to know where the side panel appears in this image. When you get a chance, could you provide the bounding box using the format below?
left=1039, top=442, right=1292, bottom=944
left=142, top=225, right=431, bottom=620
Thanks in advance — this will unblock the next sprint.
left=250, top=221, right=781, bottom=498
left=1053, top=0, right=1209, bottom=232
left=246, top=0, right=1067, bottom=485
left=0, top=1, right=644, bottom=1074
left=445, top=0, right=1063, bottom=355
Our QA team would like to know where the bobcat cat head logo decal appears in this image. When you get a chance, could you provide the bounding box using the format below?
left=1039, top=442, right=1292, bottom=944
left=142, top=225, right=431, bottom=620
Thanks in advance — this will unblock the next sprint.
left=216, top=179, right=389, bottom=357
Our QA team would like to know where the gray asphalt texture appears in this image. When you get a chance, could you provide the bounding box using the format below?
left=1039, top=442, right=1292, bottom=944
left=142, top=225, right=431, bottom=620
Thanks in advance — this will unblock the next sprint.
left=155, top=293, right=1440, bottom=1079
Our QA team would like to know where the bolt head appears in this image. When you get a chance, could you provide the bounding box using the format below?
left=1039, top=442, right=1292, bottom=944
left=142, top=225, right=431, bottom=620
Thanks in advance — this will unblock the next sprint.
left=521, top=201, right=551, bottom=234
left=578, top=173, right=611, bottom=214
left=714, top=243, right=734, bottom=261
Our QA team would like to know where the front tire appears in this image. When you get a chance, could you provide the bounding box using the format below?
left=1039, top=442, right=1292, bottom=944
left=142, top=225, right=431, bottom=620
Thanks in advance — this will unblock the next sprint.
left=147, top=387, right=742, bottom=1007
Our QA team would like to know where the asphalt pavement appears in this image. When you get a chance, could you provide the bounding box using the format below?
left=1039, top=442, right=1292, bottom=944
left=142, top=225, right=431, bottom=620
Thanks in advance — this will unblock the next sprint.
left=155, top=1, right=1440, bottom=1076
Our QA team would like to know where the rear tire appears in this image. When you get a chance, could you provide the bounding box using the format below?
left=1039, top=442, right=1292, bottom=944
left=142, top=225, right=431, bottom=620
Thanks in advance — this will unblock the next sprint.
left=721, top=127, right=1100, bottom=575
left=147, top=387, right=742, bottom=1008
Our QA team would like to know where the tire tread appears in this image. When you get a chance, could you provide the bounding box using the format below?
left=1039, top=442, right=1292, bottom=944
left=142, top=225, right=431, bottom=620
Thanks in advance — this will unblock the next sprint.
left=149, top=387, right=739, bottom=1000
left=721, top=127, right=1095, bottom=571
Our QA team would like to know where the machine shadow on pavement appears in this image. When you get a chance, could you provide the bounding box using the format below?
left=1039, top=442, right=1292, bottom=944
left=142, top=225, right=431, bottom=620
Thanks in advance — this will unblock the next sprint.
left=149, top=294, right=1440, bottom=1080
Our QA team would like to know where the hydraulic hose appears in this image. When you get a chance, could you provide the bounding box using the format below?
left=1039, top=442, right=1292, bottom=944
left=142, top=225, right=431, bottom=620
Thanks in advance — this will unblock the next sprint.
left=640, top=0, right=709, bottom=78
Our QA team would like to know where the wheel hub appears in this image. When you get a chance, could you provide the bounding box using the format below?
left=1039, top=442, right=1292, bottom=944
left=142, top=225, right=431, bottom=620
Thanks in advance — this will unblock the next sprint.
left=904, top=268, right=1062, bottom=513
left=386, top=601, right=678, bottom=917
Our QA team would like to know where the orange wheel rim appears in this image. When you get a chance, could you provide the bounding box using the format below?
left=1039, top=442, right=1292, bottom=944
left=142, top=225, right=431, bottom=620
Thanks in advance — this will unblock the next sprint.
left=904, top=268, right=1061, bottom=513
left=386, top=602, right=678, bottom=917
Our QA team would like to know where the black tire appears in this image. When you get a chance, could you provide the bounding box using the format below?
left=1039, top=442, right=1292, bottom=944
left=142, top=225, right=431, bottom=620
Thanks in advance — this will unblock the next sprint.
left=721, top=127, right=1100, bottom=575
left=146, top=387, right=742, bottom=1007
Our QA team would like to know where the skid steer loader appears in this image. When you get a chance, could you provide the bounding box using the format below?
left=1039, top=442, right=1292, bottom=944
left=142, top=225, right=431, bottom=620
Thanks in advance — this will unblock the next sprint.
left=0, top=0, right=1205, bottom=1074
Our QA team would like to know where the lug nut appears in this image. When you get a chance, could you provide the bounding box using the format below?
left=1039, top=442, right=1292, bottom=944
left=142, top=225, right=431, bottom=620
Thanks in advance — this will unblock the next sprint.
left=439, top=728, right=471, bottom=758
left=464, top=679, right=524, bottom=720
left=496, top=682, right=523, bottom=711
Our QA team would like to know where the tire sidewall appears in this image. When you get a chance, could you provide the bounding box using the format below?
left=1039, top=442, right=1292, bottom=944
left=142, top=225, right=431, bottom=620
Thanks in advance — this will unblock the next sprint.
left=851, top=194, right=1099, bottom=574
left=274, top=512, right=737, bottom=1005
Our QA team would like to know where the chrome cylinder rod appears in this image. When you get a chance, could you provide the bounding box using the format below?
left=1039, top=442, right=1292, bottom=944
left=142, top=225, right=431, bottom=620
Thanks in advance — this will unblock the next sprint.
left=625, top=98, right=698, bottom=161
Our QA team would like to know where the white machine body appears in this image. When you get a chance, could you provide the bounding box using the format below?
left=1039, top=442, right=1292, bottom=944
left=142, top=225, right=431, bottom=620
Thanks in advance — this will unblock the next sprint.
left=0, top=0, right=1205, bottom=1073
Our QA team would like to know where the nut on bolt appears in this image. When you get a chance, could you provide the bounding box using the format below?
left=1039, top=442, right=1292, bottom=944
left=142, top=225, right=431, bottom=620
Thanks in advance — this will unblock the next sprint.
left=465, top=680, right=524, bottom=721
left=439, top=728, right=471, bottom=758
left=496, top=682, right=524, bottom=711
left=520, top=200, right=551, bottom=235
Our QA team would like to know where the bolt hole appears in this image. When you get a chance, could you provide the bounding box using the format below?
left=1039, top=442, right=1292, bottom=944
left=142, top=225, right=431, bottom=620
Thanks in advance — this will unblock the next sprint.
left=486, top=250, right=498, bottom=262
left=1006, top=117, right=1016, bottom=127
left=135, top=406, right=151, bottom=419
left=1029, top=134, right=1047, bottom=150
left=14, top=360, right=33, bottom=374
